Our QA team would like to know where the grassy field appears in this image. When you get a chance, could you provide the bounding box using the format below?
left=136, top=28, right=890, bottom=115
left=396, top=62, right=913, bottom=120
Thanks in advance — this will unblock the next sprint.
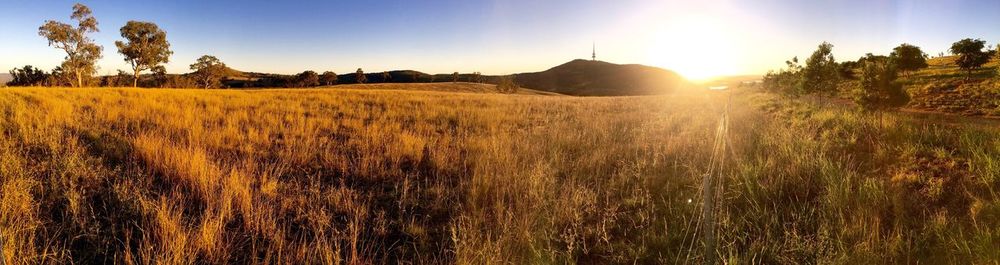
left=0, top=86, right=998, bottom=264
left=872, top=55, right=999, bottom=116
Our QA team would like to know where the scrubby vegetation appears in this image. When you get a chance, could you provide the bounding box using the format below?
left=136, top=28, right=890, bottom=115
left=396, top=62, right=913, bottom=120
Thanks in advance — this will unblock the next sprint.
left=1, top=87, right=997, bottom=264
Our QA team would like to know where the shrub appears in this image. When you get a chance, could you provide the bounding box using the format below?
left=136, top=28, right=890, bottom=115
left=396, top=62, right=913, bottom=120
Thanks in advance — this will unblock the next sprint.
left=496, top=75, right=518, bottom=93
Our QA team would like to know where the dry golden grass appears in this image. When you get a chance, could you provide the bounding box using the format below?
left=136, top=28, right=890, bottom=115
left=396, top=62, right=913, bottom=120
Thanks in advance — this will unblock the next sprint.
left=0, top=86, right=997, bottom=264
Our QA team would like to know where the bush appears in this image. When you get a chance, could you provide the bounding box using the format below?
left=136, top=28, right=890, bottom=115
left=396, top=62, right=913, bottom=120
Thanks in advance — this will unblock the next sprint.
left=762, top=57, right=802, bottom=96
left=496, top=75, right=518, bottom=93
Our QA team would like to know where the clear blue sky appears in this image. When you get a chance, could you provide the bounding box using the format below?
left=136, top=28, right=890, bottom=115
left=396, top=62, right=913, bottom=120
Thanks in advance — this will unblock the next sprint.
left=1, top=0, right=998, bottom=79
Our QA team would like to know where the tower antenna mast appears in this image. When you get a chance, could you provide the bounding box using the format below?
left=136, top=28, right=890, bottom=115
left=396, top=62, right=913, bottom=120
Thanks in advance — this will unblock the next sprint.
left=592, top=42, right=596, bottom=61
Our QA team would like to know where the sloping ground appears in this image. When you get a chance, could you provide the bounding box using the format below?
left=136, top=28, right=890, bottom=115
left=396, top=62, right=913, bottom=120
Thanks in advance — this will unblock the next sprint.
left=513, top=59, right=693, bottom=96
left=327, top=82, right=563, bottom=95
left=908, top=79, right=1000, bottom=116
left=900, top=56, right=1000, bottom=116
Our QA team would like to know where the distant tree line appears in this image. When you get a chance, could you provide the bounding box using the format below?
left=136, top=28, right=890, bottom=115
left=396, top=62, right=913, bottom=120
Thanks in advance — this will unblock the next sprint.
left=763, top=38, right=999, bottom=111
left=6, top=3, right=524, bottom=92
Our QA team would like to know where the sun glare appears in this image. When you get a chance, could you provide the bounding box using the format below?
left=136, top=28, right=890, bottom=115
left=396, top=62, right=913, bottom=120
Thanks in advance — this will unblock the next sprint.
left=648, top=16, right=740, bottom=81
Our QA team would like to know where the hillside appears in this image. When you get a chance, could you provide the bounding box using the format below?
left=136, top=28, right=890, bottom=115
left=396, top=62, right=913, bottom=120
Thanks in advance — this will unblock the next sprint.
left=513, top=59, right=692, bottom=96
left=0, top=73, right=11, bottom=85
left=223, top=60, right=693, bottom=96
left=901, top=55, right=1000, bottom=116
left=329, top=82, right=563, bottom=95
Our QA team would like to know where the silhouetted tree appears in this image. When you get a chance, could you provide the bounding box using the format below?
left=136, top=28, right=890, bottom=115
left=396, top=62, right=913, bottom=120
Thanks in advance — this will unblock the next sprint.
left=381, top=71, right=392, bottom=83
left=8, top=66, right=48, bottom=86
left=452, top=72, right=460, bottom=83
left=800, top=42, right=840, bottom=95
left=853, top=60, right=908, bottom=111
left=472, top=72, right=483, bottom=83
left=190, top=55, right=227, bottom=88
left=320, top=71, right=337, bottom=85
left=38, top=3, right=103, bottom=87
left=355, top=68, right=367, bottom=84
left=296, top=70, right=320, bottom=87
left=116, top=21, right=172, bottom=87
left=152, top=65, right=168, bottom=88
left=950, top=38, right=990, bottom=79
left=889, top=43, right=928, bottom=76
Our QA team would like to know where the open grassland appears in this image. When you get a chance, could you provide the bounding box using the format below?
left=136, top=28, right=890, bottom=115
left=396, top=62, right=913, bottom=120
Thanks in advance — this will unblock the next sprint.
left=0, top=87, right=998, bottom=264
left=328, top=82, right=563, bottom=95
left=881, top=56, right=999, bottom=116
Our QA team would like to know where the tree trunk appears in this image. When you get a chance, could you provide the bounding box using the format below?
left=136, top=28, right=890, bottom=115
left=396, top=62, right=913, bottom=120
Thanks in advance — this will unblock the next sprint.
left=75, top=70, right=83, bottom=88
left=133, top=69, right=140, bottom=88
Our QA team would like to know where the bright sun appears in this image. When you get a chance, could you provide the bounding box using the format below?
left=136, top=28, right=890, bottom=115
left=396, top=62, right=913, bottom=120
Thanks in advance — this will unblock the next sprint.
left=648, top=16, right=740, bottom=81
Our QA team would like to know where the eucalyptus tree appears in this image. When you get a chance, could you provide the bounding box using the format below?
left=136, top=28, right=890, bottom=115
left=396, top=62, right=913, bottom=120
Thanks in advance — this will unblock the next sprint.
left=38, top=3, right=103, bottom=87
left=116, top=21, right=173, bottom=87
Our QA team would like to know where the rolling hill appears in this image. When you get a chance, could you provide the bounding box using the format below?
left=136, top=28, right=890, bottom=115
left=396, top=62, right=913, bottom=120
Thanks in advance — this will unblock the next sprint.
left=512, top=59, right=693, bottom=96
left=226, top=60, right=692, bottom=96
left=0, top=73, right=12, bottom=85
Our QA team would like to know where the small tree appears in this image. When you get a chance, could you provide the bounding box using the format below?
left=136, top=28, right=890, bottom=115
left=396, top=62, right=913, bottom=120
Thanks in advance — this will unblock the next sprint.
left=452, top=72, right=460, bottom=83
left=38, top=3, right=103, bottom=87
left=116, top=21, right=172, bottom=87
left=320, top=71, right=337, bottom=86
left=889, top=43, right=928, bottom=76
left=800, top=42, right=840, bottom=95
left=355, top=68, right=367, bottom=84
left=950, top=38, right=990, bottom=79
left=496, top=75, right=518, bottom=93
left=853, top=60, right=909, bottom=111
left=296, top=70, right=319, bottom=87
left=190, top=55, right=227, bottom=89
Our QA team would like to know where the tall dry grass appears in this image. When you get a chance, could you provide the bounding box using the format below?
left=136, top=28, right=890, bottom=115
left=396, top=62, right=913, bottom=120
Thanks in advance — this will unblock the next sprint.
left=0, top=87, right=997, bottom=264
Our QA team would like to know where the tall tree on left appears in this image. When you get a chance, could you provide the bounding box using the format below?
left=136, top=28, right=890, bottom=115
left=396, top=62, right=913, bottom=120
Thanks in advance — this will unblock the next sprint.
left=38, top=3, right=103, bottom=87
left=116, top=21, right=172, bottom=87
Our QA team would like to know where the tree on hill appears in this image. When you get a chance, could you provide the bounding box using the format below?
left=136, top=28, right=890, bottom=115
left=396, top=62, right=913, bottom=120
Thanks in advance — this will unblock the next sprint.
left=889, top=43, right=928, bottom=75
left=853, top=60, right=908, bottom=111
left=950, top=38, right=990, bottom=79
left=190, top=55, right=227, bottom=89
left=800, top=42, right=840, bottom=95
left=296, top=71, right=319, bottom=87
left=320, top=71, right=337, bottom=85
left=38, top=3, right=103, bottom=87
left=452, top=72, right=460, bottom=83
left=355, top=68, right=366, bottom=84
left=116, top=21, right=172, bottom=88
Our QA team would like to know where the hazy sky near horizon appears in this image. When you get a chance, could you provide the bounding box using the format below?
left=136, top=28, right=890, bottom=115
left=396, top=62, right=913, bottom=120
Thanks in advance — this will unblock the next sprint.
left=1, top=0, right=998, bottom=79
